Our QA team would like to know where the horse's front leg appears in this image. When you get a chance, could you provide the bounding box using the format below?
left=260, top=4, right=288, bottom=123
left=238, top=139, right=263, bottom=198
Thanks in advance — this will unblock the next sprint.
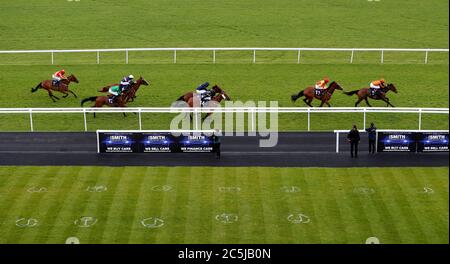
left=383, top=97, right=395, bottom=107
left=68, top=89, right=78, bottom=98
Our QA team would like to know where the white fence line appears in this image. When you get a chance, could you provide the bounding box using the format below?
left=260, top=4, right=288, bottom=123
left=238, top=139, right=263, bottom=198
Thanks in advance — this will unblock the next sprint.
left=0, top=107, right=448, bottom=132
left=0, top=47, right=448, bottom=64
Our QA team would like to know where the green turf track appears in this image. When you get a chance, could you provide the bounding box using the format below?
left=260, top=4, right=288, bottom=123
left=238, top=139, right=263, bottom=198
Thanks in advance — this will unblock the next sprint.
left=0, top=64, right=448, bottom=131
left=0, top=0, right=448, bottom=131
left=0, top=0, right=448, bottom=50
left=0, top=166, right=447, bottom=244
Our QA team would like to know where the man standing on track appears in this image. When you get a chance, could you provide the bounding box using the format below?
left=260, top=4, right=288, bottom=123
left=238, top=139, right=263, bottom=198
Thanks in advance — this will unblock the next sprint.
left=347, top=125, right=360, bottom=158
left=365, top=122, right=377, bottom=154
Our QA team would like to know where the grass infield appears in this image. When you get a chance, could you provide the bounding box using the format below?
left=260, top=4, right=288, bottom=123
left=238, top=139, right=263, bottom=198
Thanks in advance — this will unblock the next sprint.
left=0, top=166, right=447, bottom=244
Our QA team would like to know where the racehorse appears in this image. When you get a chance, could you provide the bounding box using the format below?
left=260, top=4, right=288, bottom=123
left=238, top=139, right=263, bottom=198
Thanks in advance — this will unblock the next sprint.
left=31, top=74, right=79, bottom=102
left=177, top=84, right=231, bottom=119
left=291, top=81, right=344, bottom=107
left=98, top=77, right=149, bottom=103
left=80, top=91, right=128, bottom=118
left=343, top=83, right=397, bottom=107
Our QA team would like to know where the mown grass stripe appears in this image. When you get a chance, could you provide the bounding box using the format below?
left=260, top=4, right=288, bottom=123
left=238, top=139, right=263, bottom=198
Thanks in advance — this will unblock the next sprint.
left=396, top=168, right=448, bottom=243
left=31, top=166, right=81, bottom=244
left=267, top=168, right=294, bottom=243
left=91, top=167, right=133, bottom=243
left=4, top=166, right=59, bottom=243
left=318, top=169, right=349, bottom=243
left=96, top=167, right=129, bottom=243
left=182, top=167, right=212, bottom=243
left=342, top=168, right=374, bottom=243
left=360, top=169, right=404, bottom=243
left=57, top=167, right=98, bottom=243
left=157, top=166, right=191, bottom=243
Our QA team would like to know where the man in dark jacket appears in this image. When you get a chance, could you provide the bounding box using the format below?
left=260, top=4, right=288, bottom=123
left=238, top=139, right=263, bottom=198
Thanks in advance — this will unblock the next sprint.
left=347, top=125, right=360, bottom=158
left=365, top=122, right=377, bottom=154
left=212, top=129, right=221, bottom=159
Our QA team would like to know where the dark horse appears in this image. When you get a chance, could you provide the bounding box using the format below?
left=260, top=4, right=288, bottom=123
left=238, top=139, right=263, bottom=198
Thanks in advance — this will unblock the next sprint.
left=31, top=74, right=79, bottom=102
left=344, top=83, right=397, bottom=107
left=177, top=85, right=231, bottom=119
left=98, top=76, right=150, bottom=103
left=291, top=81, right=343, bottom=107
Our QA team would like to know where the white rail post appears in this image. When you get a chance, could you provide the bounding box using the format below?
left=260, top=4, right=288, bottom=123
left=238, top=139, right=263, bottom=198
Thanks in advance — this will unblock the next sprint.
left=96, top=51, right=100, bottom=64
left=336, top=132, right=339, bottom=153
left=193, top=108, right=198, bottom=130
left=307, top=108, right=311, bottom=131
left=138, top=109, right=142, bottom=130
left=83, top=109, right=87, bottom=131
left=381, top=49, right=384, bottom=64
left=363, top=108, right=366, bottom=130
left=350, top=49, right=354, bottom=63
left=418, top=108, right=422, bottom=130
left=51, top=51, right=54, bottom=65
left=253, top=49, right=256, bottom=64
left=29, top=109, right=34, bottom=132
left=424, top=50, right=429, bottom=64
left=297, top=49, right=301, bottom=64
left=125, top=49, right=129, bottom=64
left=173, top=49, right=177, bottom=64
left=213, top=49, right=216, bottom=64
left=251, top=107, right=256, bottom=132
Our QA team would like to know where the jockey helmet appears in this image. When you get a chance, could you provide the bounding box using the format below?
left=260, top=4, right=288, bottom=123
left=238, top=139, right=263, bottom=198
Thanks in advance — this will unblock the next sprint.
left=61, top=69, right=65, bottom=73
left=324, top=78, right=330, bottom=83
left=380, top=79, right=385, bottom=83
left=128, top=74, right=134, bottom=80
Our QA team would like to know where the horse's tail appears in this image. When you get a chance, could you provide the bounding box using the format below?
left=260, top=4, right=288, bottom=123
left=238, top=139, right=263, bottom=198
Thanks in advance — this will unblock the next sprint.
left=81, top=96, right=97, bottom=106
left=177, top=95, right=185, bottom=101
left=344, top=90, right=359, bottom=96
left=31, top=83, right=41, bottom=93
left=291, top=90, right=304, bottom=102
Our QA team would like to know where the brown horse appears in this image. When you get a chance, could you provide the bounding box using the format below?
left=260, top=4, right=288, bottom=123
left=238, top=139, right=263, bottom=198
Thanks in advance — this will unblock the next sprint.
left=31, top=74, right=79, bottom=102
left=97, top=77, right=149, bottom=103
left=291, top=81, right=343, bottom=107
left=177, top=85, right=231, bottom=119
left=80, top=91, right=128, bottom=118
left=344, top=83, right=397, bottom=107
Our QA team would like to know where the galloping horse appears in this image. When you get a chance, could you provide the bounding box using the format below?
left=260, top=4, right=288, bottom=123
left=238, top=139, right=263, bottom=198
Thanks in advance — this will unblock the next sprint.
left=291, top=81, right=343, bottom=107
left=31, top=74, right=79, bottom=102
left=80, top=91, right=128, bottom=118
left=177, top=85, right=231, bottom=119
left=344, top=83, right=397, bottom=107
left=98, top=77, right=149, bottom=103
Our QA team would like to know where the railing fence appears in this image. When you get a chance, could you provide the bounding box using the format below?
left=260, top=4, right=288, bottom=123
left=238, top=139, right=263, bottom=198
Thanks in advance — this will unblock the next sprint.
left=0, top=107, right=448, bottom=132
left=0, top=47, right=448, bottom=65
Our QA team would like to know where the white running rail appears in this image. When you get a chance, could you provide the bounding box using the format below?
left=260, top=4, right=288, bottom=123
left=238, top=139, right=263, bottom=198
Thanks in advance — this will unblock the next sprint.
left=0, top=47, right=448, bottom=64
left=0, top=107, right=448, bottom=132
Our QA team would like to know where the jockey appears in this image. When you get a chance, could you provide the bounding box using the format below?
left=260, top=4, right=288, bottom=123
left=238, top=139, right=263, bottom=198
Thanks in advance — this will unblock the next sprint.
left=108, top=85, right=122, bottom=104
left=314, top=78, right=330, bottom=96
left=107, top=75, right=133, bottom=104
left=195, top=82, right=212, bottom=106
left=52, top=69, right=66, bottom=87
left=369, top=79, right=386, bottom=96
left=119, top=75, right=135, bottom=92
